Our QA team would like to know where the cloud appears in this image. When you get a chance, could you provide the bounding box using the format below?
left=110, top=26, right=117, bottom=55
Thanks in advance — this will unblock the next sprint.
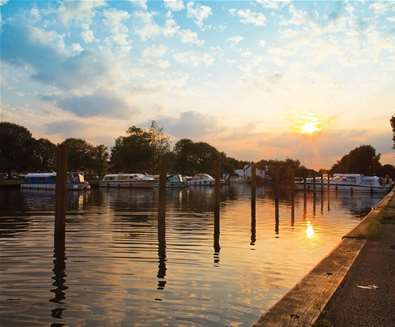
left=103, top=8, right=131, bottom=48
left=1, top=22, right=111, bottom=91
left=164, top=0, right=184, bottom=12
left=153, top=111, right=219, bottom=138
left=141, top=44, right=170, bottom=69
left=229, top=8, right=267, bottom=26
left=81, top=28, right=96, bottom=43
left=133, top=10, right=161, bottom=41
left=178, top=28, right=204, bottom=45
left=131, top=0, right=148, bottom=10
left=58, top=0, right=106, bottom=26
left=186, top=2, right=212, bottom=28
left=56, top=91, right=134, bottom=118
left=172, top=50, right=214, bottom=66
left=0, top=0, right=9, bottom=6
left=227, top=36, right=244, bottom=45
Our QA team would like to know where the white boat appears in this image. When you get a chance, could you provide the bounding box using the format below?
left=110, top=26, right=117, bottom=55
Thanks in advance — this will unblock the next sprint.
left=166, top=175, right=188, bottom=188
left=99, top=173, right=157, bottom=188
left=295, top=173, right=392, bottom=193
left=21, top=172, right=91, bottom=190
left=187, top=173, right=222, bottom=186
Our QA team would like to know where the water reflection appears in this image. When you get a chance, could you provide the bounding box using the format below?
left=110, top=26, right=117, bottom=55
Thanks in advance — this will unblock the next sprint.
left=0, top=186, right=384, bottom=327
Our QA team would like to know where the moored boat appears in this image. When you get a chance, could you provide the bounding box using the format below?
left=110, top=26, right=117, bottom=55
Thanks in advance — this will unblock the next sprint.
left=99, top=173, right=157, bottom=188
left=187, top=173, right=223, bottom=186
left=295, top=173, right=392, bottom=193
left=21, top=172, right=91, bottom=190
left=166, top=174, right=188, bottom=188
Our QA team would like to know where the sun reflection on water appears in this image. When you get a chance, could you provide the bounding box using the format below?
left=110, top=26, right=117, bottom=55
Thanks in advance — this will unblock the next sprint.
left=306, top=221, right=315, bottom=239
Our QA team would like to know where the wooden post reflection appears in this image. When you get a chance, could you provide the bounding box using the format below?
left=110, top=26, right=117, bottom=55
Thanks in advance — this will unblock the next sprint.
left=320, top=174, right=324, bottom=214
left=51, top=144, right=68, bottom=319
left=250, top=162, right=257, bottom=246
left=275, top=196, right=280, bottom=236
left=303, top=177, right=307, bottom=219
left=213, top=159, right=221, bottom=262
left=291, top=190, right=295, bottom=227
left=327, top=173, right=331, bottom=211
left=313, top=176, right=316, bottom=216
left=157, top=158, right=167, bottom=290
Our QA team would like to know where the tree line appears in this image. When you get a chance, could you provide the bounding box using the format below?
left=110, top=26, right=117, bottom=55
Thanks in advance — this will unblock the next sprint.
left=1, top=119, right=394, bottom=180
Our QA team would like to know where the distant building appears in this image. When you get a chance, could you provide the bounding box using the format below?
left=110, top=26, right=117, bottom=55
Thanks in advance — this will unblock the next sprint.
left=234, top=164, right=266, bottom=180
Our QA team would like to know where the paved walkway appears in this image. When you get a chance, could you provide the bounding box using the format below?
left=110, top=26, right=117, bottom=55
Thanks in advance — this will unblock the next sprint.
left=318, top=197, right=395, bottom=327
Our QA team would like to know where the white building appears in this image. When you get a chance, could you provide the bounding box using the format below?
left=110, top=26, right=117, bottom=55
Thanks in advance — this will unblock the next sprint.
left=234, top=164, right=266, bottom=179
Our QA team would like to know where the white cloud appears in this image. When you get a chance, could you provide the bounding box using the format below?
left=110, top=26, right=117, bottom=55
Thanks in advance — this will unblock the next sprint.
left=369, top=2, right=393, bottom=15
left=173, top=51, right=214, bottom=66
left=103, top=8, right=131, bottom=48
left=82, top=28, right=96, bottom=44
left=133, top=10, right=161, bottom=41
left=229, top=9, right=266, bottom=26
left=163, top=18, right=180, bottom=37
left=227, top=36, right=243, bottom=45
left=178, top=28, right=204, bottom=46
left=164, top=0, right=184, bottom=12
left=387, top=16, right=395, bottom=23
left=130, top=0, right=148, bottom=10
left=58, top=0, right=106, bottom=26
left=141, top=44, right=170, bottom=69
left=0, top=0, right=9, bottom=6
left=186, top=2, right=212, bottom=28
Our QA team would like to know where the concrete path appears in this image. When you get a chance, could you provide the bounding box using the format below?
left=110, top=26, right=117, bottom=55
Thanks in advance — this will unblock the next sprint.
left=318, top=198, right=395, bottom=327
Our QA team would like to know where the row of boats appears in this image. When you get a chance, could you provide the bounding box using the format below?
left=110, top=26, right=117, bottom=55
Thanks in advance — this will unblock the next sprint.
left=20, top=172, right=393, bottom=193
left=20, top=172, right=219, bottom=191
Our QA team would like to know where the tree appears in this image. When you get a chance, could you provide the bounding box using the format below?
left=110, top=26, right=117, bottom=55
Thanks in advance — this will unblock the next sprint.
left=391, top=115, right=395, bottom=149
left=331, top=145, right=381, bottom=175
left=32, top=138, right=56, bottom=171
left=62, top=138, right=108, bottom=176
left=0, top=122, right=35, bottom=177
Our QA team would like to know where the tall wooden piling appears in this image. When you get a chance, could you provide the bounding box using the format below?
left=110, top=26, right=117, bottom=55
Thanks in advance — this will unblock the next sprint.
left=313, top=175, right=316, bottom=216
left=303, top=176, right=307, bottom=219
left=55, top=144, right=67, bottom=245
left=275, top=196, right=280, bottom=235
left=213, top=158, right=221, bottom=257
left=291, top=191, right=295, bottom=227
left=52, top=144, right=67, bottom=309
left=251, top=163, right=256, bottom=218
left=327, top=173, right=331, bottom=211
left=157, top=157, right=167, bottom=290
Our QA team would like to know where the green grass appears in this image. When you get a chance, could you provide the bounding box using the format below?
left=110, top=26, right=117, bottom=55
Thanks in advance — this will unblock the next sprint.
left=367, top=220, right=383, bottom=240
left=313, top=318, right=333, bottom=327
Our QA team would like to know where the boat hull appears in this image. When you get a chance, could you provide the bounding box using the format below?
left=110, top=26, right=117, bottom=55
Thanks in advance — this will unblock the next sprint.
left=99, top=181, right=158, bottom=188
left=21, top=183, right=91, bottom=191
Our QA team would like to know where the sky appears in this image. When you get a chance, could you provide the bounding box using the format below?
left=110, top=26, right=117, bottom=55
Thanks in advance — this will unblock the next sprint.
left=0, top=0, right=394, bottom=169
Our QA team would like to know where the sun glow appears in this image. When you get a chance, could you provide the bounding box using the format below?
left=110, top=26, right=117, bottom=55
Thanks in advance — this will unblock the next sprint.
left=291, top=112, right=323, bottom=135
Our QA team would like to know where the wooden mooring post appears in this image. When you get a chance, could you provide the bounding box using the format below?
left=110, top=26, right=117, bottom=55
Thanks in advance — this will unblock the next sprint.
left=213, top=158, right=221, bottom=259
left=313, top=175, right=316, bottom=216
left=327, top=173, right=331, bottom=211
left=157, top=157, right=167, bottom=290
left=303, top=176, right=307, bottom=219
left=250, top=163, right=257, bottom=246
left=55, top=144, right=67, bottom=245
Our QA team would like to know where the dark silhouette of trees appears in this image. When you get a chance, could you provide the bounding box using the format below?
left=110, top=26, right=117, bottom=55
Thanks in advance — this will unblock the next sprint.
left=0, top=122, right=36, bottom=177
left=62, top=138, right=109, bottom=176
left=331, top=145, right=381, bottom=176
left=111, top=123, right=170, bottom=173
left=32, top=138, right=57, bottom=171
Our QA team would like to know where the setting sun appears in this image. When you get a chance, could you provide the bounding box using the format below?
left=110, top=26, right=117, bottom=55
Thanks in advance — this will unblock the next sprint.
left=301, top=120, right=321, bottom=135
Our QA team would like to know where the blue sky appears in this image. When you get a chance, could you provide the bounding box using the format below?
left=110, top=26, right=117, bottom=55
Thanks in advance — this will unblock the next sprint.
left=1, top=0, right=394, bottom=168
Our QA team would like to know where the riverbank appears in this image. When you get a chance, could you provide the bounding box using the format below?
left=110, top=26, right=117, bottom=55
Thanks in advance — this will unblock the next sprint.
left=253, top=187, right=395, bottom=327
left=316, top=191, right=395, bottom=327
left=0, top=179, right=21, bottom=189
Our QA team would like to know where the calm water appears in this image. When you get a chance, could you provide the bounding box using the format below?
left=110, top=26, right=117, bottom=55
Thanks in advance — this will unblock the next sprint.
left=0, top=185, right=381, bottom=326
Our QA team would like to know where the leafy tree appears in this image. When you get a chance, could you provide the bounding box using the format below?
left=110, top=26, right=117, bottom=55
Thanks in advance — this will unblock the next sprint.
left=32, top=138, right=56, bottom=171
left=331, top=145, right=381, bottom=175
left=0, top=122, right=35, bottom=177
left=62, top=138, right=108, bottom=176
left=110, top=123, right=170, bottom=173
left=391, top=115, right=395, bottom=149
left=378, top=164, right=395, bottom=179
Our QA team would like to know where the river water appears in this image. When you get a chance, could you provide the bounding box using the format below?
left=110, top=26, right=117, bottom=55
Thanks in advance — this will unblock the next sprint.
left=0, top=185, right=381, bottom=326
